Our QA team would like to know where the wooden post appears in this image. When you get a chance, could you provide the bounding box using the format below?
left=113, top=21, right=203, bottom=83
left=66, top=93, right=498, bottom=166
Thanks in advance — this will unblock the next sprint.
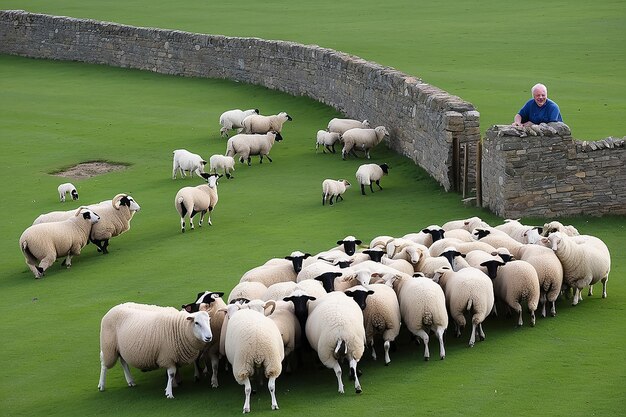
left=462, top=143, right=469, bottom=198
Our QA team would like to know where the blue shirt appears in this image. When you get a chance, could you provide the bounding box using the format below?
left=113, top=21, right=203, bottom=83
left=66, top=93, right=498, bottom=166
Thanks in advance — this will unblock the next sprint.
left=518, top=98, right=563, bottom=124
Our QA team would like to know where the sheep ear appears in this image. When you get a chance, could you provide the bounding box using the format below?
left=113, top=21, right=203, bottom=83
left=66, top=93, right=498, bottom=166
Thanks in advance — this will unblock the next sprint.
left=336, top=240, right=344, bottom=245
left=263, top=300, right=276, bottom=316
left=181, top=303, right=193, bottom=313
left=355, top=240, right=362, bottom=245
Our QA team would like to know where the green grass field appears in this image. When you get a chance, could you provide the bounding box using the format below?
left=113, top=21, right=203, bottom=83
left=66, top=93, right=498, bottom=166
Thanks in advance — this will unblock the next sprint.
left=1, top=1, right=625, bottom=416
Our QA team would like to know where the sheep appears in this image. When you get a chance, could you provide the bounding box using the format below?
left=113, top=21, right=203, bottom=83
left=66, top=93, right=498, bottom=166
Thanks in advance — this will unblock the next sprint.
left=98, top=302, right=212, bottom=399
left=209, top=154, right=235, bottom=179
left=222, top=303, right=284, bottom=413
left=487, top=259, right=540, bottom=327
left=542, top=220, right=580, bottom=237
left=539, top=232, right=611, bottom=305
left=262, top=281, right=298, bottom=301
left=172, top=149, right=207, bottom=179
left=441, top=216, right=490, bottom=232
left=267, top=300, right=301, bottom=371
left=429, top=237, right=496, bottom=258
left=58, top=182, right=78, bottom=202
left=495, top=219, right=542, bottom=243
left=241, top=111, right=292, bottom=135
left=19, top=207, right=100, bottom=278
left=402, top=225, right=445, bottom=247
left=388, top=243, right=453, bottom=277
left=316, top=130, right=342, bottom=154
left=228, top=281, right=268, bottom=303
left=305, top=291, right=366, bottom=394
left=355, top=163, right=389, bottom=195
left=88, top=193, right=141, bottom=254
left=322, top=179, right=351, bottom=206
left=346, top=282, right=401, bottom=365
left=438, top=246, right=472, bottom=271
left=341, top=126, right=389, bottom=160
left=225, top=131, right=282, bottom=166
left=335, top=235, right=363, bottom=255
left=327, top=118, right=370, bottom=135
left=433, top=266, right=494, bottom=347
left=369, top=235, right=395, bottom=250
left=380, top=255, right=415, bottom=276
left=352, top=247, right=385, bottom=264
left=219, top=108, right=259, bottom=137
left=239, top=251, right=310, bottom=287
left=174, top=172, right=220, bottom=232
left=379, top=272, right=448, bottom=360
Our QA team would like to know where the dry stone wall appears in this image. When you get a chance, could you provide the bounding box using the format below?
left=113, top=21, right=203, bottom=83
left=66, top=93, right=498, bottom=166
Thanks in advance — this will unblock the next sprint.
left=0, top=10, right=479, bottom=192
left=482, top=123, right=626, bottom=218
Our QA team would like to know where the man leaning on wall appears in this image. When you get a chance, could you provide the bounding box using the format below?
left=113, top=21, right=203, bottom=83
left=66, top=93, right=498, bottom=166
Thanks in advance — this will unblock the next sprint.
left=512, top=83, right=563, bottom=127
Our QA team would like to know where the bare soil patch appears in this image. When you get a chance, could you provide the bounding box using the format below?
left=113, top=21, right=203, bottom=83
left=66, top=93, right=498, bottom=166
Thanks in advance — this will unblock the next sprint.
left=52, top=161, right=128, bottom=179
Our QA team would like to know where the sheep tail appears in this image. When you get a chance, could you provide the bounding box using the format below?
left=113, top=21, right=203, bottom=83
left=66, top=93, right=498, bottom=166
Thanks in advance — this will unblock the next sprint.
left=334, top=339, right=346, bottom=355
left=466, top=298, right=473, bottom=312
left=21, top=241, right=37, bottom=264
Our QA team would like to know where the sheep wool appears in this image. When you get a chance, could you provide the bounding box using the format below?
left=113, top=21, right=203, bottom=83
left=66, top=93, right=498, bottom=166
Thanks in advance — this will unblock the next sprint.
left=342, top=126, right=389, bottom=160
left=241, top=111, right=292, bottom=135
left=327, top=118, right=370, bottom=135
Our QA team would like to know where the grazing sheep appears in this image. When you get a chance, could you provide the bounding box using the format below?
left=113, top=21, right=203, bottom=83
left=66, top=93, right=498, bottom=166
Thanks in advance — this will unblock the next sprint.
left=58, top=182, right=78, bottom=202
left=174, top=173, right=220, bottom=232
left=225, top=131, right=282, bottom=166
left=19, top=207, right=100, bottom=278
left=98, top=302, right=212, bottom=399
left=322, top=179, right=351, bottom=205
left=540, top=232, right=611, bottom=305
left=380, top=272, right=448, bottom=360
left=223, top=304, right=284, bottom=413
left=89, top=194, right=141, bottom=254
left=209, top=154, right=235, bottom=179
left=355, top=163, right=389, bottom=195
left=347, top=282, right=401, bottom=365
left=219, top=108, right=259, bottom=137
left=241, top=111, right=292, bottom=135
left=172, top=149, right=207, bottom=179
left=305, top=291, right=366, bottom=394
left=341, top=126, right=389, bottom=159
left=542, top=220, right=580, bottom=237
left=433, top=266, right=494, bottom=347
left=316, top=130, right=342, bottom=154
left=327, top=118, right=370, bottom=135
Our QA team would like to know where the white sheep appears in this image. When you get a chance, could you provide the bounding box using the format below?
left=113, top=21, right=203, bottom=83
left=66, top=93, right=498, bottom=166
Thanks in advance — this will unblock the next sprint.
left=327, top=118, right=370, bottom=135
left=429, top=237, right=496, bottom=258
left=316, top=130, right=342, bottom=154
left=88, top=194, right=141, bottom=254
left=172, top=149, right=207, bottom=179
left=540, top=232, right=611, bottom=305
left=490, top=259, right=540, bottom=327
left=322, top=179, right=351, bottom=205
left=58, top=182, right=78, bottom=202
left=209, top=154, right=235, bottom=179
left=495, top=219, right=542, bottom=243
left=355, top=163, right=390, bottom=195
left=262, top=281, right=298, bottom=301
left=19, top=207, right=100, bottom=278
left=228, top=281, right=268, bottom=304
left=223, top=304, right=284, bottom=413
left=305, top=291, right=366, bottom=394
left=402, top=225, right=445, bottom=247
left=174, top=173, right=220, bottom=232
left=369, top=235, right=395, bottom=250
left=240, top=251, right=311, bottom=287
left=98, top=302, right=212, bottom=399
left=267, top=300, right=301, bottom=370
left=380, top=272, right=448, bottom=360
left=542, top=220, right=580, bottom=237
left=241, top=111, right=292, bottom=135
left=219, top=108, right=259, bottom=137
left=441, top=216, right=490, bottom=232
left=433, top=266, right=494, bottom=347
left=225, top=131, right=282, bottom=166
left=341, top=126, right=389, bottom=160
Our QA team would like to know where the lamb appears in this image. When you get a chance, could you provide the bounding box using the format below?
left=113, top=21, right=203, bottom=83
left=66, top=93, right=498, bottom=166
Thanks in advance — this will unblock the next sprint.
left=98, top=302, right=212, bottom=399
left=542, top=220, right=580, bottom=237
left=19, top=207, right=100, bottom=278
left=219, top=108, right=259, bottom=137
left=209, top=154, right=235, bottom=179
left=341, top=126, right=389, bottom=160
left=241, top=111, right=292, bottom=135
left=305, top=291, right=366, bottom=394
left=322, top=179, right=351, bottom=205
left=222, top=303, right=284, bottom=413
left=355, top=163, right=390, bottom=195
left=172, top=149, right=207, bottom=179
left=540, top=232, right=611, bottom=305
left=174, top=172, right=220, bottom=232
left=433, top=266, right=494, bottom=347
left=58, top=182, right=78, bottom=202
left=327, top=118, right=370, bottom=135
left=379, top=272, right=448, bottom=360
left=316, top=130, right=342, bottom=154
left=346, top=282, right=401, bottom=365
left=225, top=131, right=282, bottom=166
left=240, top=251, right=311, bottom=287
left=88, top=193, right=141, bottom=254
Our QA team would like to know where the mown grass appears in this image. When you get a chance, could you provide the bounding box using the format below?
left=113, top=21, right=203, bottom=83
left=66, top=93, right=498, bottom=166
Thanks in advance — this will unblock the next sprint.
left=1, top=1, right=625, bottom=416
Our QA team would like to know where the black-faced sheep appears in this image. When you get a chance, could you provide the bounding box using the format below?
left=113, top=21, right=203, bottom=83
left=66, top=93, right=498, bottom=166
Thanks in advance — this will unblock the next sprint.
left=355, top=163, right=389, bottom=195
left=58, top=182, right=78, bottom=202
left=316, top=130, right=342, bottom=154
left=174, top=173, right=220, bottom=232
left=225, top=131, right=282, bottom=166
left=341, top=126, right=389, bottom=159
left=241, top=111, right=292, bottom=135
left=322, top=179, right=351, bottom=205
left=89, top=194, right=141, bottom=254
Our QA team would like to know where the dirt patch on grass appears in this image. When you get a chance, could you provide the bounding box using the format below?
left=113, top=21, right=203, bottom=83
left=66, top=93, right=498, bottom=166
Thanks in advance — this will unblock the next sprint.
left=52, top=161, right=129, bottom=179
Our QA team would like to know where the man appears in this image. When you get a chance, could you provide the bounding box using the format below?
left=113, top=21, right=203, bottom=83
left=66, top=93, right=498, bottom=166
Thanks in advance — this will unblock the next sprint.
left=512, top=83, right=563, bottom=126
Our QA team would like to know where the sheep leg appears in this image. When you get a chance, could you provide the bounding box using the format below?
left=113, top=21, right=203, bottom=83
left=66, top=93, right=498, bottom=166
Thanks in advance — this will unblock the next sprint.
left=369, top=340, right=377, bottom=361
left=375, top=180, right=383, bottom=191
left=529, top=308, right=536, bottom=327
left=369, top=184, right=375, bottom=193
left=322, top=193, right=326, bottom=205
left=365, top=150, right=371, bottom=159
left=38, top=254, right=57, bottom=273
left=268, top=376, right=279, bottom=410
left=360, top=184, right=366, bottom=195
left=332, top=362, right=344, bottom=394
left=266, top=155, right=273, bottom=163
left=210, top=354, right=219, bottom=388
left=207, top=208, right=213, bottom=226
left=337, top=195, right=344, bottom=202
left=601, top=276, right=608, bottom=298
left=468, top=323, right=477, bottom=347
left=572, top=287, right=581, bottom=305
left=349, top=358, right=362, bottom=393
left=180, top=216, right=186, bottom=233
left=415, top=329, right=430, bottom=361
left=383, top=340, right=391, bottom=365
left=246, top=157, right=251, bottom=166
left=164, top=366, right=176, bottom=398
left=477, top=323, right=486, bottom=341
left=435, top=327, right=446, bottom=360
left=588, top=284, right=594, bottom=297
left=329, top=195, right=335, bottom=205
left=540, top=293, right=547, bottom=318
left=98, top=351, right=108, bottom=391
left=119, top=356, right=136, bottom=387
left=243, top=378, right=252, bottom=413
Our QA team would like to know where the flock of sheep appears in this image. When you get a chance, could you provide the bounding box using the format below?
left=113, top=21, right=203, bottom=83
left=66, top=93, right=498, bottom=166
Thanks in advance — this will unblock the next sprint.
left=97, top=216, right=610, bottom=413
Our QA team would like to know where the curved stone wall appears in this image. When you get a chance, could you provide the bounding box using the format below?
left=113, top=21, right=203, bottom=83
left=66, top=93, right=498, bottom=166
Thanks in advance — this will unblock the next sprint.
left=0, top=10, right=479, bottom=192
